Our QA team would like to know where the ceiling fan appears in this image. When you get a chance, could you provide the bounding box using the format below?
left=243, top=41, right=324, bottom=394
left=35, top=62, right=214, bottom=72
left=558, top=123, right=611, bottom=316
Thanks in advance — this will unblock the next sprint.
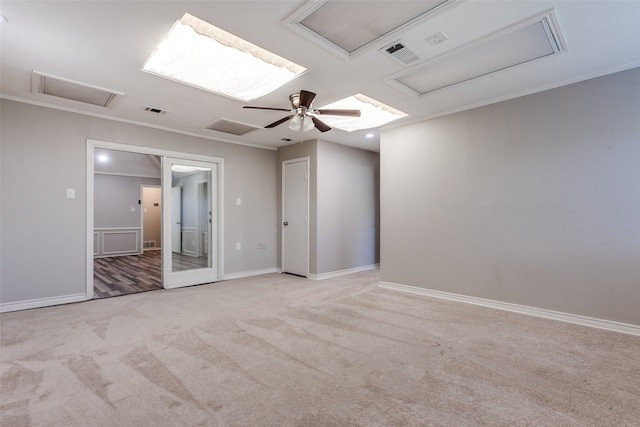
left=243, top=90, right=361, bottom=132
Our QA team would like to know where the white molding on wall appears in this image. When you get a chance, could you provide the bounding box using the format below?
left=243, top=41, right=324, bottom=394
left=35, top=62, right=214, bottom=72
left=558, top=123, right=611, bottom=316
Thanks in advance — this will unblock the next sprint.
left=0, top=293, right=87, bottom=314
left=93, top=231, right=99, bottom=256
left=378, top=281, right=640, bottom=337
left=99, top=228, right=140, bottom=256
left=181, top=228, right=197, bottom=256
left=309, top=264, right=380, bottom=281
left=224, top=267, right=278, bottom=281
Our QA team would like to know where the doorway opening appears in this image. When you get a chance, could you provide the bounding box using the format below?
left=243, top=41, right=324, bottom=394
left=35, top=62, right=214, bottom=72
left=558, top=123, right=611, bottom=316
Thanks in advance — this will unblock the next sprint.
left=92, top=149, right=162, bottom=298
left=87, top=140, right=224, bottom=300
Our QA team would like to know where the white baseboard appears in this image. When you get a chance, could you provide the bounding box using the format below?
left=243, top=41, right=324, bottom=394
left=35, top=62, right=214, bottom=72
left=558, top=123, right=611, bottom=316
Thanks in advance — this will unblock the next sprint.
left=308, top=264, right=380, bottom=281
left=0, top=293, right=87, bottom=313
left=378, top=281, right=640, bottom=337
left=224, top=267, right=278, bottom=281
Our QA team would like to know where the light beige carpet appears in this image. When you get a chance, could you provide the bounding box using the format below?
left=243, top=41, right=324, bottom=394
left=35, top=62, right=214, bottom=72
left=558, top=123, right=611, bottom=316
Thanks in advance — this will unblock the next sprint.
left=1, top=271, right=639, bottom=426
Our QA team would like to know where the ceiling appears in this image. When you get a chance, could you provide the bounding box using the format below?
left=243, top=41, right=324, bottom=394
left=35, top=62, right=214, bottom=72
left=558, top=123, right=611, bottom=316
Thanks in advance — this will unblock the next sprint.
left=1, top=1, right=639, bottom=153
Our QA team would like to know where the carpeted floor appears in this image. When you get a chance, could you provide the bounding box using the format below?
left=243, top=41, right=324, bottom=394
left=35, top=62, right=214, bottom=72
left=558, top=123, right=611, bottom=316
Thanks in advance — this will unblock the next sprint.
left=1, top=270, right=639, bottom=426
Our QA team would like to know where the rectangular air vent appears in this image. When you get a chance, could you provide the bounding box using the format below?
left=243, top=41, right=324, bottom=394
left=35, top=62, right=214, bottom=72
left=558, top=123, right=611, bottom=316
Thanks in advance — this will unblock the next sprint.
left=206, top=119, right=260, bottom=136
left=31, top=71, right=122, bottom=108
left=382, top=42, right=421, bottom=66
left=144, top=107, right=167, bottom=114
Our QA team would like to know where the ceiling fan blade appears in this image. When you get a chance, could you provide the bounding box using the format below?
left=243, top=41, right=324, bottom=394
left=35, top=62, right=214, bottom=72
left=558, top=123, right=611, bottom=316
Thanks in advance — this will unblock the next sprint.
left=299, top=90, right=316, bottom=109
left=243, top=106, right=291, bottom=112
left=314, top=109, right=361, bottom=117
left=311, top=116, right=331, bottom=132
left=265, top=115, right=294, bottom=128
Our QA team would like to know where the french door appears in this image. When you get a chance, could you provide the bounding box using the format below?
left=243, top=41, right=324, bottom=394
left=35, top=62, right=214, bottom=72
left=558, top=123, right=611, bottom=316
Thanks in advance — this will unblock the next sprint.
left=162, top=157, right=220, bottom=288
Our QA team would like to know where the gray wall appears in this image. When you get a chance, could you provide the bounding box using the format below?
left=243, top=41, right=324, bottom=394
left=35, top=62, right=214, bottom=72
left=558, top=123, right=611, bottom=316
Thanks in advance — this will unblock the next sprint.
left=380, top=67, right=640, bottom=326
left=317, top=140, right=379, bottom=274
left=94, top=174, right=160, bottom=228
left=0, top=99, right=277, bottom=304
left=277, top=139, right=380, bottom=275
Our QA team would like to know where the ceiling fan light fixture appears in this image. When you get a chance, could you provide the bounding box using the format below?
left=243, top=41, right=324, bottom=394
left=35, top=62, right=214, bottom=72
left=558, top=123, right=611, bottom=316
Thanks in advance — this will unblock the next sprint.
left=288, top=115, right=315, bottom=132
left=142, top=13, right=307, bottom=102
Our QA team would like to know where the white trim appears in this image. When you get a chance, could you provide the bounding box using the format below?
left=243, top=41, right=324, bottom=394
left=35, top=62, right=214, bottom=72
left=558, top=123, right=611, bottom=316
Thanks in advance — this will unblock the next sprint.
left=94, top=171, right=161, bottom=179
left=1, top=94, right=276, bottom=151
left=0, top=293, right=86, bottom=313
left=380, top=59, right=640, bottom=134
left=87, top=144, right=95, bottom=300
left=100, top=229, right=140, bottom=255
left=224, top=267, right=278, bottom=281
left=308, top=264, right=380, bottom=280
left=378, top=281, right=640, bottom=337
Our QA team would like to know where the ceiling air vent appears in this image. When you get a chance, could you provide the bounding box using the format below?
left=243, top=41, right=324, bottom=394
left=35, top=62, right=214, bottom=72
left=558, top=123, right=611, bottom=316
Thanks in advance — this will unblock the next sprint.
left=144, top=107, right=167, bottom=114
left=31, top=71, right=122, bottom=108
left=206, top=119, right=260, bottom=136
left=382, top=42, right=421, bottom=66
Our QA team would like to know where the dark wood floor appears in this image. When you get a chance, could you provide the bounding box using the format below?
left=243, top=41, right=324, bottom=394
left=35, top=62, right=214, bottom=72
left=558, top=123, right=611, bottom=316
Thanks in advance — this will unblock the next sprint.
left=93, top=251, right=211, bottom=299
left=94, top=251, right=162, bottom=299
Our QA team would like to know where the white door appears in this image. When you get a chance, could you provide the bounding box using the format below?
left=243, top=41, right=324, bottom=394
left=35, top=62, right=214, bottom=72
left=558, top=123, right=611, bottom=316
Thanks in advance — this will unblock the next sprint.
left=171, top=186, right=182, bottom=253
left=282, top=158, right=309, bottom=276
left=163, top=157, right=220, bottom=289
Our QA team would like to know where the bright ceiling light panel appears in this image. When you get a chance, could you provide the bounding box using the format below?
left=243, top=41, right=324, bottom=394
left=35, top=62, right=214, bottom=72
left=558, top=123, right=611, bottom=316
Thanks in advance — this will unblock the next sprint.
left=317, top=94, right=408, bottom=132
left=143, top=13, right=307, bottom=102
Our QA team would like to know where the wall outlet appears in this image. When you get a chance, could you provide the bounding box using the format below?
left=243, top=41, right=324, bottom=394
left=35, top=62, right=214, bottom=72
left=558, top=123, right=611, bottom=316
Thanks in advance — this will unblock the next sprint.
left=257, top=242, right=267, bottom=249
left=236, top=242, right=241, bottom=250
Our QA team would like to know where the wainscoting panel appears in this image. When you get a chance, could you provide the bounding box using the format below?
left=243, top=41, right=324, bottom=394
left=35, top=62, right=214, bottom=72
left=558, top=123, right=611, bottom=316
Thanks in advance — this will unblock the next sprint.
left=182, top=228, right=197, bottom=256
left=95, top=228, right=141, bottom=257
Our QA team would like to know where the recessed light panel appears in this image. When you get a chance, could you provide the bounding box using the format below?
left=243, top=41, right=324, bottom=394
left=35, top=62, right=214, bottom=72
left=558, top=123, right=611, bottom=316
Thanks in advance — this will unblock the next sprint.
left=317, top=94, right=408, bottom=132
left=143, top=13, right=307, bottom=102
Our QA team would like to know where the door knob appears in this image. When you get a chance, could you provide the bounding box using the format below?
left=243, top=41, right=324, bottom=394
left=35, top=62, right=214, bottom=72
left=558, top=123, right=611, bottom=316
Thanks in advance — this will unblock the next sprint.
left=283, top=221, right=288, bottom=226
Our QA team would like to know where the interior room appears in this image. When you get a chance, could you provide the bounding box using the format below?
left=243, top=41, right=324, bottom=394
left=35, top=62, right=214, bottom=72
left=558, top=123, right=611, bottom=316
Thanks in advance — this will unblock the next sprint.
left=1, top=1, right=639, bottom=425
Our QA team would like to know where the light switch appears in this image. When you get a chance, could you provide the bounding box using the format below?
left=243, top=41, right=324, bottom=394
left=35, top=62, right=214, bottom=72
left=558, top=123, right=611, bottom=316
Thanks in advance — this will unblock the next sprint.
left=236, top=242, right=241, bottom=250
left=236, top=198, right=242, bottom=205
left=66, top=188, right=75, bottom=199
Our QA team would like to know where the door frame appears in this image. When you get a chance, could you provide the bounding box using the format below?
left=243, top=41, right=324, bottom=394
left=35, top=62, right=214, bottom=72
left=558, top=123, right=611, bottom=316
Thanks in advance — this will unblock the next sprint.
left=281, top=157, right=310, bottom=277
left=86, top=139, right=225, bottom=300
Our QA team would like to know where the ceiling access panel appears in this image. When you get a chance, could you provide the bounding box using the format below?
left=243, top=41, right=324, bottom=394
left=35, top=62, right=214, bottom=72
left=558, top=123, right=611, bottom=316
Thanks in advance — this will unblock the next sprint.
left=384, top=10, right=568, bottom=98
left=283, top=0, right=460, bottom=60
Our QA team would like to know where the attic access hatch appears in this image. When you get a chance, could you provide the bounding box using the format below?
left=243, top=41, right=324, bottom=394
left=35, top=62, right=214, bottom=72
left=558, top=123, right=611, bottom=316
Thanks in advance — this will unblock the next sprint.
left=385, top=10, right=567, bottom=97
left=31, top=71, right=123, bottom=108
left=284, top=0, right=459, bottom=60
